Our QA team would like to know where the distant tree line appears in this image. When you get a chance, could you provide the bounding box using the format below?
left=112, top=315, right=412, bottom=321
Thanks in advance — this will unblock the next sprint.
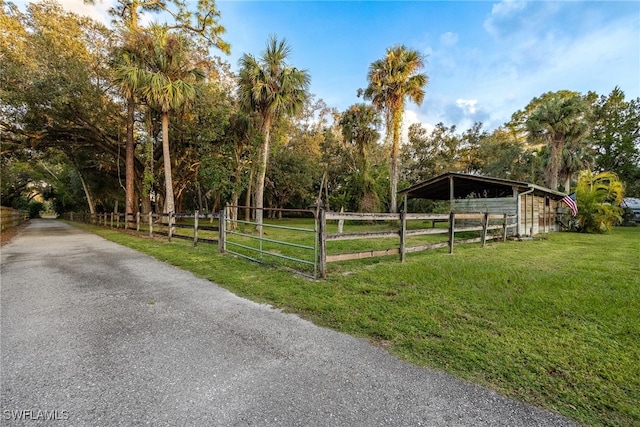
left=1, top=1, right=638, bottom=220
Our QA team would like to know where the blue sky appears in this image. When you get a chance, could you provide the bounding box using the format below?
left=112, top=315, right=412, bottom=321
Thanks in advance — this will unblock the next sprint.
left=27, top=0, right=640, bottom=133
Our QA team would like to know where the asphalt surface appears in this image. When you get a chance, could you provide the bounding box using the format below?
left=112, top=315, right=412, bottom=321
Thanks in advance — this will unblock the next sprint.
left=0, top=220, right=577, bottom=426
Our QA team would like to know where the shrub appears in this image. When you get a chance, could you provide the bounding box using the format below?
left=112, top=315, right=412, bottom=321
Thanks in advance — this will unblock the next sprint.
left=28, top=201, right=43, bottom=218
left=575, top=171, right=624, bottom=233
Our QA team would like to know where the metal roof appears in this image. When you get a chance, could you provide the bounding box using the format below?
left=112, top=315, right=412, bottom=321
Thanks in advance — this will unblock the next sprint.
left=398, top=172, right=567, bottom=200
left=622, top=197, right=640, bottom=209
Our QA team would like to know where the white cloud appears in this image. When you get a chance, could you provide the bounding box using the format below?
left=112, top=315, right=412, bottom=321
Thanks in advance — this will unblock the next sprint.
left=55, top=0, right=166, bottom=28
left=401, top=110, right=435, bottom=145
left=57, top=0, right=114, bottom=25
left=433, top=6, right=640, bottom=131
left=483, top=0, right=528, bottom=36
left=456, top=99, right=478, bottom=115
left=439, top=32, right=459, bottom=47
left=489, top=0, right=527, bottom=17
left=498, top=14, right=639, bottom=108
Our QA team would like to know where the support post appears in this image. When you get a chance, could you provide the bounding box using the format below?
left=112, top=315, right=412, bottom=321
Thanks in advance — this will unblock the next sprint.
left=218, top=209, right=225, bottom=253
left=448, top=211, right=455, bottom=254
left=319, top=209, right=327, bottom=279
left=502, top=213, right=508, bottom=241
left=481, top=212, right=489, bottom=247
left=531, top=194, right=534, bottom=236
left=149, top=212, right=153, bottom=238
left=523, top=194, right=528, bottom=237
left=193, top=210, right=199, bottom=247
left=400, top=210, right=407, bottom=262
left=337, top=206, right=344, bottom=234
left=168, top=212, right=173, bottom=241
left=136, top=212, right=140, bottom=232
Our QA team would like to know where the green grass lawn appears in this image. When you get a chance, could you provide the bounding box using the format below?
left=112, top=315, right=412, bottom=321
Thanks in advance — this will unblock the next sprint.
left=72, top=220, right=639, bottom=426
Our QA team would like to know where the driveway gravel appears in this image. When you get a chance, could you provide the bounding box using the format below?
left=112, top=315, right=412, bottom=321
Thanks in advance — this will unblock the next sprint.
left=0, top=220, right=577, bottom=426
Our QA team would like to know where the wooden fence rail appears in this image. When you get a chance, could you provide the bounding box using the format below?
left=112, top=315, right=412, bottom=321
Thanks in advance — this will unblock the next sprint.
left=318, top=210, right=518, bottom=278
left=0, top=207, right=29, bottom=232
left=64, top=211, right=221, bottom=246
left=66, top=208, right=518, bottom=279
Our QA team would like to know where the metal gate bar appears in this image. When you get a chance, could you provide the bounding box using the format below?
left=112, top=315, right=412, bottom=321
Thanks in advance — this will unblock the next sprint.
left=222, top=206, right=319, bottom=279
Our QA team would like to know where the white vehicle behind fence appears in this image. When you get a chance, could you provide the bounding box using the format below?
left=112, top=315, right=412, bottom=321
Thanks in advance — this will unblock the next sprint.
left=621, top=197, right=640, bottom=223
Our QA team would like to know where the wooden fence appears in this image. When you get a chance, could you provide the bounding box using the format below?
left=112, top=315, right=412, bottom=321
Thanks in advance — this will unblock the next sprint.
left=0, top=206, right=29, bottom=232
left=64, top=211, right=221, bottom=246
left=318, top=211, right=518, bottom=278
left=65, top=208, right=518, bottom=279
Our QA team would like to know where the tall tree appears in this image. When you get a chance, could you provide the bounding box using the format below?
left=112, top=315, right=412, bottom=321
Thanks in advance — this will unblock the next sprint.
left=108, top=0, right=230, bottom=220
left=524, top=92, right=591, bottom=191
left=340, top=104, right=381, bottom=212
left=559, top=143, right=593, bottom=192
left=363, top=45, right=428, bottom=213
left=1, top=1, right=124, bottom=213
left=237, top=35, right=310, bottom=227
left=590, top=87, right=640, bottom=197
left=134, top=25, right=205, bottom=216
left=266, top=144, right=320, bottom=216
left=478, top=126, right=542, bottom=183
left=402, top=122, right=463, bottom=183
left=112, top=39, right=142, bottom=218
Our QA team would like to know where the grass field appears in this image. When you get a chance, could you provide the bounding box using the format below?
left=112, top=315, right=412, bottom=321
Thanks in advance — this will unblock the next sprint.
left=73, top=220, right=639, bottom=426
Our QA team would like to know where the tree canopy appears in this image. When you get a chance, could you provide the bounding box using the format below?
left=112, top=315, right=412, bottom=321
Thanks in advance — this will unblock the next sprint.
left=1, top=1, right=638, bottom=225
left=363, top=45, right=428, bottom=213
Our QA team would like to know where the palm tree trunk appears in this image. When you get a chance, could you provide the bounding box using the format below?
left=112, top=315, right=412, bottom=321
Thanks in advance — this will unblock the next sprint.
left=389, top=109, right=402, bottom=213
left=564, top=175, right=571, bottom=194
left=255, top=116, right=271, bottom=229
left=161, top=111, right=175, bottom=217
left=244, top=168, right=253, bottom=221
left=547, top=138, right=561, bottom=191
left=125, top=96, right=135, bottom=227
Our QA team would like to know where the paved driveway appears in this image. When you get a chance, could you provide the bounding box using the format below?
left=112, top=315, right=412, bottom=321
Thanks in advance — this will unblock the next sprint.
left=0, top=220, right=576, bottom=426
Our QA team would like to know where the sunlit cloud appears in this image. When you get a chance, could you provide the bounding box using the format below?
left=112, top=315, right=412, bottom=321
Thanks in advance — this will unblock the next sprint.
left=57, top=0, right=114, bottom=25
left=401, top=110, right=435, bottom=145
left=456, top=99, right=477, bottom=115
left=483, top=0, right=528, bottom=36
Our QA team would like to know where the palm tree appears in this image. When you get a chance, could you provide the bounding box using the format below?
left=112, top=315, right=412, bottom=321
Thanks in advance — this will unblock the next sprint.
left=559, top=143, right=594, bottom=192
left=135, top=25, right=204, bottom=216
left=237, top=35, right=310, bottom=227
left=112, top=35, right=142, bottom=222
left=363, top=45, right=428, bottom=213
left=525, top=94, right=590, bottom=191
left=111, top=1, right=229, bottom=221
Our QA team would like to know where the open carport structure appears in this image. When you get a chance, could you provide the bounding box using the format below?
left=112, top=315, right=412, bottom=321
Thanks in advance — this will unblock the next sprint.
left=399, top=172, right=568, bottom=237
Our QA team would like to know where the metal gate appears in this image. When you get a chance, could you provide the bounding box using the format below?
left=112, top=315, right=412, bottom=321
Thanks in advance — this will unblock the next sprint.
left=220, top=206, right=319, bottom=279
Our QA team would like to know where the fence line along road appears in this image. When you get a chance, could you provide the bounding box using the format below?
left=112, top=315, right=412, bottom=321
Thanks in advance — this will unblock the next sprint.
left=65, top=208, right=518, bottom=279
left=64, top=210, right=221, bottom=246
left=1, top=206, right=29, bottom=232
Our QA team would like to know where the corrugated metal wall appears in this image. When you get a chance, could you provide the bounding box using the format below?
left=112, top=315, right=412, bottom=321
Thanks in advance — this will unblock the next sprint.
left=451, top=196, right=560, bottom=236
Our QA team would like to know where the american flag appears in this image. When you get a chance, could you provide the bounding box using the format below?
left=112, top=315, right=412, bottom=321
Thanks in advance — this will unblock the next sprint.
left=562, top=193, right=578, bottom=216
